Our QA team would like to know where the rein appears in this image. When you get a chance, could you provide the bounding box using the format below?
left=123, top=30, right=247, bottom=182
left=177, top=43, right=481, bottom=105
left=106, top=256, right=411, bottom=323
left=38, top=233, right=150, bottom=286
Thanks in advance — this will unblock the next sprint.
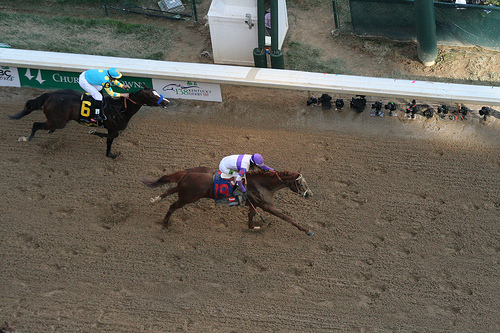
left=124, top=92, right=164, bottom=108
left=124, top=96, right=138, bottom=109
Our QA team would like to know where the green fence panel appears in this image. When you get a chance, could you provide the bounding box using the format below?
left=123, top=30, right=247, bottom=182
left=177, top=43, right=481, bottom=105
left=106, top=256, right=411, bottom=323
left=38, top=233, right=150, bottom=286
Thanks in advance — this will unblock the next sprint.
left=350, top=0, right=500, bottom=50
left=435, top=3, right=500, bottom=49
left=0, top=0, right=198, bottom=22
left=17, top=67, right=152, bottom=91
left=349, top=0, right=416, bottom=37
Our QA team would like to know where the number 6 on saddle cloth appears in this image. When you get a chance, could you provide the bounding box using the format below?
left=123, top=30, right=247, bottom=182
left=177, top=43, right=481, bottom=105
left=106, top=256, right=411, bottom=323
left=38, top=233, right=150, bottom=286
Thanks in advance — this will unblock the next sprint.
left=213, top=171, right=247, bottom=206
left=79, top=94, right=118, bottom=125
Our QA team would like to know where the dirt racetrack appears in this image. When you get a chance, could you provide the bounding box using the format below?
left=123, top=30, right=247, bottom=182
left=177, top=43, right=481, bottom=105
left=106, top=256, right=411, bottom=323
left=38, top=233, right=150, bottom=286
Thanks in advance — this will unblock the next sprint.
left=1, top=85, right=499, bottom=332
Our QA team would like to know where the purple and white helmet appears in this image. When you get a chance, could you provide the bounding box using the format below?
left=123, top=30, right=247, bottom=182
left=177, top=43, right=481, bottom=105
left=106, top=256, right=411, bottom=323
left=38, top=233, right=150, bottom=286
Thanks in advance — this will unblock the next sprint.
left=251, top=153, right=264, bottom=166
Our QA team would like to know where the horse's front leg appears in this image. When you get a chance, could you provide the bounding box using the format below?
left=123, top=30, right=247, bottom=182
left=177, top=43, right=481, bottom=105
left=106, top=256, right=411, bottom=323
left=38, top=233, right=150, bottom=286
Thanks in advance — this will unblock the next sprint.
left=247, top=207, right=257, bottom=229
left=260, top=205, right=314, bottom=236
left=106, top=133, right=118, bottom=159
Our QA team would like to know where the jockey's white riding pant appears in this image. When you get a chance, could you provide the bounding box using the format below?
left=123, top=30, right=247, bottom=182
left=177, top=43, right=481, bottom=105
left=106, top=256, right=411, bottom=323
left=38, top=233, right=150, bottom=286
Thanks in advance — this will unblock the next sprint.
left=220, top=171, right=246, bottom=188
left=79, top=72, right=103, bottom=101
left=220, top=173, right=232, bottom=179
left=221, top=169, right=243, bottom=179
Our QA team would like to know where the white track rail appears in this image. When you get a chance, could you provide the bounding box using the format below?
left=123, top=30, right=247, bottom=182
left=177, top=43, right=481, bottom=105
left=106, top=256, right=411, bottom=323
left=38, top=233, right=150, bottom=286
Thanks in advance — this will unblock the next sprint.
left=1, top=48, right=499, bottom=105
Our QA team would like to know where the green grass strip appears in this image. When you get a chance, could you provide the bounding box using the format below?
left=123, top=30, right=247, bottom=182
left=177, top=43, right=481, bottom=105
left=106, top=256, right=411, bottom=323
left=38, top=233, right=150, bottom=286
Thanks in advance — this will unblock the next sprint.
left=285, top=41, right=352, bottom=74
left=0, top=12, right=171, bottom=60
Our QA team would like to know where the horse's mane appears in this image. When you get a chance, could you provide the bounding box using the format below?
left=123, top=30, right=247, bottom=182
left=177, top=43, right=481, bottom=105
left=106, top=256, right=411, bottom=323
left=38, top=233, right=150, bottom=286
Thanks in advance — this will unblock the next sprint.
left=247, top=170, right=299, bottom=181
left=127, top=87, right=155, bottom=105
left=129, top=88, right=145, bottom=97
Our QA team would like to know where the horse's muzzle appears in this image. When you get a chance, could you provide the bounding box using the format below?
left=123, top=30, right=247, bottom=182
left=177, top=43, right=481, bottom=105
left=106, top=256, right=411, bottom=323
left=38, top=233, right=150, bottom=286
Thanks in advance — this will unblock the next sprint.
left=159, top=99, right=170, bottom=108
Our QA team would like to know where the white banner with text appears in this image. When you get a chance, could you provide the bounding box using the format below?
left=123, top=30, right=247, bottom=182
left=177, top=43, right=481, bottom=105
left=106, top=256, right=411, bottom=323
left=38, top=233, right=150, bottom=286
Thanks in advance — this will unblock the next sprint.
left=152, top=79, right=222, bottom=102
left=0, top=66, right=21, bottom=87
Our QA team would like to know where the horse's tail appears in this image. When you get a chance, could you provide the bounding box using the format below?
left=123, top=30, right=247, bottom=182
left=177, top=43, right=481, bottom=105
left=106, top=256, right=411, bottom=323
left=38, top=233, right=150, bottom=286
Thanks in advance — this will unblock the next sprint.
left=140, top=170, right=189, bottom=188
left=9, top=93, right=51, bottom=119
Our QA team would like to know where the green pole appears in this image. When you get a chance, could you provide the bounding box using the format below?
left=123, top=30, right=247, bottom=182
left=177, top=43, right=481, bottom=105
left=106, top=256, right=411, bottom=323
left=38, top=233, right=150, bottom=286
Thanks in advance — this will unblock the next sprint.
left=270, top=0, right=284, bottom=69
left=257, top=0, right=266, bottom=50
left=332, top=0, right=339, bottom=30
left=253, top=0, right=267, bottom=68
left=270, top=0, right=278, bottom=52
left=191, top=0, right=198, bottom=22
left=414, top=0, right=437, bottom=66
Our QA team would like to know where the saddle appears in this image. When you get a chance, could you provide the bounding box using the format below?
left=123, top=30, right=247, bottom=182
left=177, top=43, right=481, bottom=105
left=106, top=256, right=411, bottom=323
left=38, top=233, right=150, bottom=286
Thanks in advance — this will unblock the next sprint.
left=213, top=171, right=247, bottom=207
left=78, top=94, right=123, bottom=126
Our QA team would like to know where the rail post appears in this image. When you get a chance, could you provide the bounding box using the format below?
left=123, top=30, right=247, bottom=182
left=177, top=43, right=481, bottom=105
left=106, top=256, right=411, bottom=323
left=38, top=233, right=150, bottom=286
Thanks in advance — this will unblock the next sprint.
left=414, top=0, right=438, bottom=66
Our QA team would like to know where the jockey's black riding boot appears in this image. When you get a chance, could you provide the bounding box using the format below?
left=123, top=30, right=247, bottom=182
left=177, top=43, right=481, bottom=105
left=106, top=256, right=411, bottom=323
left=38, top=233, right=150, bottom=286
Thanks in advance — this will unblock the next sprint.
left=94, top=100, right=106, bottom=121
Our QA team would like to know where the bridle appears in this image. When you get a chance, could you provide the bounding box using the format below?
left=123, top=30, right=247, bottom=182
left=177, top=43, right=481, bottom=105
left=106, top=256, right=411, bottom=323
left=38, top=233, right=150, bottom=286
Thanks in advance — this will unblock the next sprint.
left=152, top=91, right=166, bottom=105
left=274, top=172, right=310, bottom=197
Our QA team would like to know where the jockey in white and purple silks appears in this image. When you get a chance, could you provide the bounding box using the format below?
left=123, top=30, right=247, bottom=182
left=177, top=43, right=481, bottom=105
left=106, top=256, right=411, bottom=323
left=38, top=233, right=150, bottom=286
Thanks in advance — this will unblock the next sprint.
left=219, top=153, right=274, bottom=193
left=78, top=68, right=130, bottom=121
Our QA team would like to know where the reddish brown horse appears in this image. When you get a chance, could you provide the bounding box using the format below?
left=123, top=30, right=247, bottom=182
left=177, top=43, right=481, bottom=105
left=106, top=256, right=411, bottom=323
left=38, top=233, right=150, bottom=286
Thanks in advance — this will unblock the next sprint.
left=141, top=167, right=315, bottom=236
left=9, top=84, right=170, bottom=158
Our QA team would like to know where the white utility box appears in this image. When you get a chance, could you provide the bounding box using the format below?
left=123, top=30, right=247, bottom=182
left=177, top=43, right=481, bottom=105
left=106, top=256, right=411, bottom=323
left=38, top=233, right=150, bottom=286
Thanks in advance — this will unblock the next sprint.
left=207, top=0, right=288, bottom=66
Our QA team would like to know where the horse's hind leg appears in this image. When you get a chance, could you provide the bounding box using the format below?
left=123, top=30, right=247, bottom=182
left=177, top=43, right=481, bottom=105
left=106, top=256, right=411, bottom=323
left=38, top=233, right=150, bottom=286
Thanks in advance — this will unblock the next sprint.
left=149, top=186, right=183, bottom=228
left=162, top=200, right=187, bottom=228
left=28, top=122, right=51, bottom=141
left=150, top=186, right=178, bottom=203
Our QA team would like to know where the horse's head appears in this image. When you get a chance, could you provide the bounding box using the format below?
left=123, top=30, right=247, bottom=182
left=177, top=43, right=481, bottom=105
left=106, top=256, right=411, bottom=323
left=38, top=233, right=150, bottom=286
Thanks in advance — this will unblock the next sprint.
left=276, top=171, right=313, bottom=198
left=137, top=83, right=170, bottom=107
left=293, top=173, right=313, bottom=198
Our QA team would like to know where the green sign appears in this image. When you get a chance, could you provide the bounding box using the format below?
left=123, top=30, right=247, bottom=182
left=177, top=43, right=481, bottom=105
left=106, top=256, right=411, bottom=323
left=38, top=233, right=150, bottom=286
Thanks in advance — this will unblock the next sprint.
left=17, top=68, right=152, bottom=91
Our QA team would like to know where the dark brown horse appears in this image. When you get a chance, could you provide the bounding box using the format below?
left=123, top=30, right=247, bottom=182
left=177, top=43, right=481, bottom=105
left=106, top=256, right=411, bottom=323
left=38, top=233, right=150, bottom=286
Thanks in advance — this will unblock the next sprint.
left=141, top=167, right=315, bottom=236
left=9, top=84, right=170, bottom=158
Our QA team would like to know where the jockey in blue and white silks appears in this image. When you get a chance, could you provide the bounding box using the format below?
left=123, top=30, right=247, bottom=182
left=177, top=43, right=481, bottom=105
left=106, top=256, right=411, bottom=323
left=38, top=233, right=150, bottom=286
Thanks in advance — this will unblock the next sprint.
left=78, top=68, right=130, bottom=121
left=219, top=154, right=274, bottom=193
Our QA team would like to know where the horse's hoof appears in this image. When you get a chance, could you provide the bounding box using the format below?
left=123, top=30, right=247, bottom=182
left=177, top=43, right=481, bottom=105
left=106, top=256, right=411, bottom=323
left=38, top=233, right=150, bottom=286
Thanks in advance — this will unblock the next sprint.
left=151, top=196, right=161, bottom=203
left=88, top=129, right=96, bottom=134
left=18, top=136, right=28, bottom=142
left=306, top=230, right=314, bottom=236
